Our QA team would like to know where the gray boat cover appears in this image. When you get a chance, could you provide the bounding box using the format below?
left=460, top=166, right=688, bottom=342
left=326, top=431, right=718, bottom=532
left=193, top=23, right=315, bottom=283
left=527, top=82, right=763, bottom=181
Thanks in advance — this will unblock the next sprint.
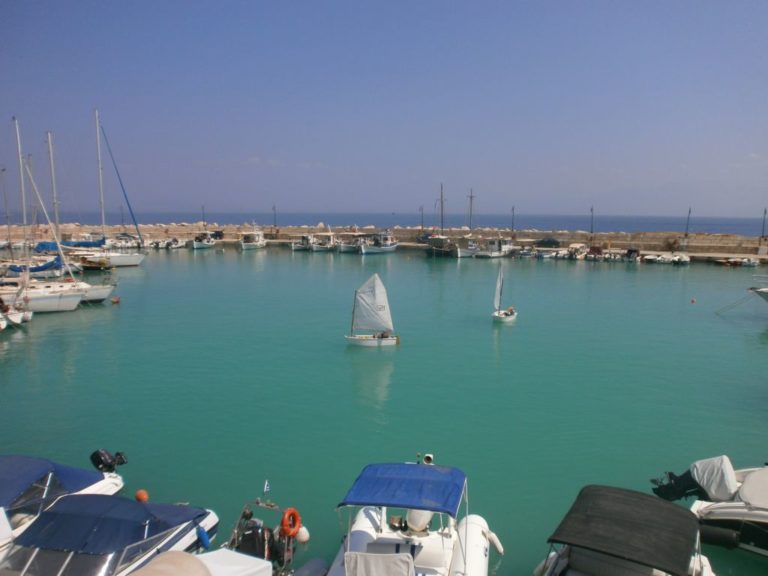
left=738, top=468, right=768, bottom=508
left=690, top=455, right=738, bottom=502
left=548, top=485, right=699, bottom=576
left=344, top=552, right=415, bottom=576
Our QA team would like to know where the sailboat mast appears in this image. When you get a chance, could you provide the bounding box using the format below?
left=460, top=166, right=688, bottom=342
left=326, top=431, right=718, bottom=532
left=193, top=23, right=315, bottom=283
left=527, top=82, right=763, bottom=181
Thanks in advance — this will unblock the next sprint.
left=13, top=117, right=28, bottom=250
left=439, top=183, right=444, bottom=234
left=46, top=131, right=61, bottom=240
left=95, top=109, right=106, bottom=239
left=468, top=188, right=474, bottom=231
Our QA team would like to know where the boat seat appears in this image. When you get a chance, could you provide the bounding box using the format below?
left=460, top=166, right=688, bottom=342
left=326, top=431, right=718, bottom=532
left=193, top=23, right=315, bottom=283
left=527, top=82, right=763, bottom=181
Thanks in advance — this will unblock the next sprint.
left=344, top=552, right=415, bottom=576
left=566, top=548, right=665, bottom=576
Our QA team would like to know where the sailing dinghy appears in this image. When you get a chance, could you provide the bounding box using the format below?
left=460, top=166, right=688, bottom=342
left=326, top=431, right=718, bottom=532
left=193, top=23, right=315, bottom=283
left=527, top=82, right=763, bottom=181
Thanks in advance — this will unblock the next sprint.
left=491, top=267, right=517, bottom=323
left=345, top=273, right=399, bottom=346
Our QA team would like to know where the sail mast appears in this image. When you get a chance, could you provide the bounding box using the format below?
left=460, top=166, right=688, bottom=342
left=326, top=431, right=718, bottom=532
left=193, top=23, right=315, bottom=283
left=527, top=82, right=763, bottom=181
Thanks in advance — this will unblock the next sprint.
left=46, top=131, right=60, bottom=240
left=95, top=109, right=106, bottom=239
left=13, top=117, right=28, bottom=254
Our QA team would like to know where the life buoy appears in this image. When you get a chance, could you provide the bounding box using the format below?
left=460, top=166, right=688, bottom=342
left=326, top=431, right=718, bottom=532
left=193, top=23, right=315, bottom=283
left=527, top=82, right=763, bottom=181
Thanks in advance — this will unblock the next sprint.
left=280, top=507, right=301, bottom=538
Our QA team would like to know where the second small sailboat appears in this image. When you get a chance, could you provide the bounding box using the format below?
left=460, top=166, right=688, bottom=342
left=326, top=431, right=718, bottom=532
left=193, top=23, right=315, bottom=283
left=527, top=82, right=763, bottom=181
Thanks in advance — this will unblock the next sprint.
left=345, top=273, right=399, bottom=346
left=492, top=267, right=517, bottom=323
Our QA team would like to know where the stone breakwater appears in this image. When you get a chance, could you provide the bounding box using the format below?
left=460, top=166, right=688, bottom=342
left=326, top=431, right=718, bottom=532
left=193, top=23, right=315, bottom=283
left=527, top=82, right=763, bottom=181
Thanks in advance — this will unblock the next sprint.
left=5, top=222, right=767, bottom=259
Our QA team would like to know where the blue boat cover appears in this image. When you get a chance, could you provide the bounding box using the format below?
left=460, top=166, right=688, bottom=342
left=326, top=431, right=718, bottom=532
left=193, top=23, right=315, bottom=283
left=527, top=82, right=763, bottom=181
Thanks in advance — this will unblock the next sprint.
left=34, top=238, right=105, bottom=253
left=15, top=494, right=209, bottom=554
left=337, top=463, right=467, bottom=518
left=7, top=255, right=62, bottom=273
left=0, top=455, right=104, bottom=508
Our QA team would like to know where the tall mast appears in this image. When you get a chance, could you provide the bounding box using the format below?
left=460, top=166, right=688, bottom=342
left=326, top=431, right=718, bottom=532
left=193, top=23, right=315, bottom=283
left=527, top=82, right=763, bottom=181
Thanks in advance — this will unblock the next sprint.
left=1, top=168, right=10, bottom=249
left=684, top=206, right=691, bottom=238
left=511, top=205, right=515, bottom=232
left=46, top=131, right=61, bottom=239
left=439, top=183, right=444, bottom=234
left=95, top=109, right=106, bottom=238
left=13, top=117, right=28, bottom=249
left=467, top=188, right=474, bottom=231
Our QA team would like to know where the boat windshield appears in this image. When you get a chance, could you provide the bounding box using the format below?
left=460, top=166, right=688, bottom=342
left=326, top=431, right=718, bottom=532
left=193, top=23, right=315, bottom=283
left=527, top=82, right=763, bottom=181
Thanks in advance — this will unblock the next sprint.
left=0, top=548, right=116, bottom=576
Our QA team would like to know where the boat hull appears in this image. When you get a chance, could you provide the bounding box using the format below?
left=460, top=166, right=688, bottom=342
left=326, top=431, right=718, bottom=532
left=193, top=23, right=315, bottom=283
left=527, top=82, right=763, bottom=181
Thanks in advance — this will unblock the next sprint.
left=0, top=289, right=83, bottom=312
left=360, top=244, right=398, bottom=254
left=345, top=334, right=399, bottom=347
left=492, top=310, right=517, bottom=323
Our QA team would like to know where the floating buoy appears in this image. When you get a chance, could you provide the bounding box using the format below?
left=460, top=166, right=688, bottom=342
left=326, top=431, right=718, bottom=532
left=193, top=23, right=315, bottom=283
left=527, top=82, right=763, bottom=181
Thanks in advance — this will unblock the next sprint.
left=296, top=525, right=311, bottom=544
left=135, top=489, right=149, bottom=502
left=691, top=298, right=696, bottom=304
left=111, top=296, right=121, bottom=305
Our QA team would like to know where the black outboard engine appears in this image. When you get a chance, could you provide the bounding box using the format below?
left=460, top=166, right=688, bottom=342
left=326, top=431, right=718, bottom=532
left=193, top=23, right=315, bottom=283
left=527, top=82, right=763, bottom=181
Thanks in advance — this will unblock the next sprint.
left=651, top=469, right=707, bottom=501
left=90, top=449, right=127, bottom=473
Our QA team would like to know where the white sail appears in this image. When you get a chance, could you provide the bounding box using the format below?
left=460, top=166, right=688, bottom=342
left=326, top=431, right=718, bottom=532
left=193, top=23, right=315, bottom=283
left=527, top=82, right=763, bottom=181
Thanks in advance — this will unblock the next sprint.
left=493, top=268, right=503, bottom=311
left=352, top=273, right=394, bottom=333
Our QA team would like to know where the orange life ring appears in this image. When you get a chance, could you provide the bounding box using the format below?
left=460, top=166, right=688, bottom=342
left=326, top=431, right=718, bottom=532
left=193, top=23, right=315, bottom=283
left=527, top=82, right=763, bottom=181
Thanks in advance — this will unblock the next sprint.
left=280, top=507, right=301, bottom=538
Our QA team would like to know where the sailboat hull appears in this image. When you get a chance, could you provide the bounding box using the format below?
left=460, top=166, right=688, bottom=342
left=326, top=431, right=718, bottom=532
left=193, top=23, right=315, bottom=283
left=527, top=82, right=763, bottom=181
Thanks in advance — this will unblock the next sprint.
left=492, top=310, right=517, bottom=323
left=345, top=335, right=399, bottom=347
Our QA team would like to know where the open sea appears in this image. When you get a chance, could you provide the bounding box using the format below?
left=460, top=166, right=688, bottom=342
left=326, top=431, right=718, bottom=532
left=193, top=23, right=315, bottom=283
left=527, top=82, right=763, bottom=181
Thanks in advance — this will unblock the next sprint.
left=2, top=245, right=768, bottom=575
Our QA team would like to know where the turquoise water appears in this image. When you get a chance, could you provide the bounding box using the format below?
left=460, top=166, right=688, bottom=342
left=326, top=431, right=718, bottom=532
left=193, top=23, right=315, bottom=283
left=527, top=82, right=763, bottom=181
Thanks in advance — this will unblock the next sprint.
left=2, top=248, right=768, bottom=575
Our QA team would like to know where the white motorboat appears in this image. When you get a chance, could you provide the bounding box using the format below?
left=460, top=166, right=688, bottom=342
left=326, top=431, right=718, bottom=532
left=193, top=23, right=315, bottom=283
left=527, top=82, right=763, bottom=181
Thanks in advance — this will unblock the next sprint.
left=491, top=268, right=517, bottom=323
left=359, top=231, right=398, bottom=254
left=0, top=493, right=218, bottom=576
left=345, top=273, right=399, bottom=347
left=454, top=237, right=480, bottom=258
left=534, top=485, right=714, bottom=576
left=240, top=229, right=267, bottom=250
left=475, top=237, right=514, bottom=258
left=0, top=450, right=126, bottom=562
left=327, top=454, right=503, bottom=576
left=192, top=231, right=217, bottom=250
left=652, top=454, right=768, bottom=557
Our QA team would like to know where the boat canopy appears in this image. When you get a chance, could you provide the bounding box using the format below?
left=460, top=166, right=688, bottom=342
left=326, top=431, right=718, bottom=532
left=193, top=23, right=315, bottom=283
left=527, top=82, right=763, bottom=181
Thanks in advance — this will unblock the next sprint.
left=15, top=494, right=208, bottom=554
left=548, top=485, right=699, bottom=576
left=35, top=238, right=105, bottom=252
left=7, top=255, right=62, bottom=273
left=0, top=455, right=103, bottom=508
left=337, top=463, right=467, bottom=518
left=690, top=455, right=738, bottom=501
left=352, top=274, right=394, bottom=334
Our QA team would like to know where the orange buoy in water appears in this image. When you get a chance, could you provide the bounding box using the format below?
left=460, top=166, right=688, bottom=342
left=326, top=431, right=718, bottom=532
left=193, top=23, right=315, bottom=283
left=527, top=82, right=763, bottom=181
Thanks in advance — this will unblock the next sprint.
left=135, top=489, right=149, bottom=502
left=111, top=296, right=121, bottom=305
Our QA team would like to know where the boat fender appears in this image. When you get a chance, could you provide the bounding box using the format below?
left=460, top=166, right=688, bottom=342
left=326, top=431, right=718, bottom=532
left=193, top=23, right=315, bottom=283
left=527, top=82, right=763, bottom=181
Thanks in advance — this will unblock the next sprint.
left=296, top=524, right=310, bottom=544
left=280, top=507, right=302, bottom=538
left=486, top=529, right=504, bottom=555
left=700, top=524, right=739, bottom=549
left=196, top=524, right=211, bottom=549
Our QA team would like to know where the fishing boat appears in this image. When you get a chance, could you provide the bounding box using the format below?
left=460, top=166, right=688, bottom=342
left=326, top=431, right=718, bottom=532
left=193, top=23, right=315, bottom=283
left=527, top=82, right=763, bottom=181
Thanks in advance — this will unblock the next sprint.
left=327, top=454, right=504, bottom=576
left=0, top=450, right=126, bottom=562
left=359, top=231, right=398, bottom=254
left=337, top=233, right=365, bottom=253
left=534, top=485, right=715, bottom=576
left=345, top=273, right=399, bottom=347
left=651, top=454, right=768, bottom=557
left=309, top=232, right=337, bottom=252
left=474, top=237, right=514, bottom=258
left=0, top=493, right=218, bottom=576
left=491, top=268, right=517, bottom=323
left=290, top=235, right=315, bottom=251
left=240, top=228, right=267, bottom=250
left=192, top=231, right=217, bottom=250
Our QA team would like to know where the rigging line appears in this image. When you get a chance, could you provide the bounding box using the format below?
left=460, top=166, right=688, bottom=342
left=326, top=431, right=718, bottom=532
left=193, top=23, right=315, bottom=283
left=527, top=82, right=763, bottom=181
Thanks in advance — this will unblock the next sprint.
left=715, top=293, right=755, bottom=315
left=99, top=124, right=143, bottom=245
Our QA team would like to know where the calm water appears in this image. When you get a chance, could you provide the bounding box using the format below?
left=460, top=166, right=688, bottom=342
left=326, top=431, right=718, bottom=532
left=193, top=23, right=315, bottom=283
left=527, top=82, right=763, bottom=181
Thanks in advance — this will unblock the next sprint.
left=2, top=248, right=768, bottom=575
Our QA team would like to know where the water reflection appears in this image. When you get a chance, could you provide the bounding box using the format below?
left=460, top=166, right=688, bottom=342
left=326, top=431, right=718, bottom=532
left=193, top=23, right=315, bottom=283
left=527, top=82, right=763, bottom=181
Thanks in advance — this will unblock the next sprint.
left=346, top=347, right=395, bottom=426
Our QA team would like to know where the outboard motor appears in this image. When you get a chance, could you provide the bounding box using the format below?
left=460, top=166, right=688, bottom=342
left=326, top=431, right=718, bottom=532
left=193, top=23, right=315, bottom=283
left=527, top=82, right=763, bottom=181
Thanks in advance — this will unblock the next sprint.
left=651, top=469, right=707, bottom=501
left=90, top=449, right=127, bottom=473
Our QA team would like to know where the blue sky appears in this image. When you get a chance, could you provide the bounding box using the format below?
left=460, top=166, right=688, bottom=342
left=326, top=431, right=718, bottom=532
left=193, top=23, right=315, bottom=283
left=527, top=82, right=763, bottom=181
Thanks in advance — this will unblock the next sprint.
left=1, top=1, right=766, bottom=217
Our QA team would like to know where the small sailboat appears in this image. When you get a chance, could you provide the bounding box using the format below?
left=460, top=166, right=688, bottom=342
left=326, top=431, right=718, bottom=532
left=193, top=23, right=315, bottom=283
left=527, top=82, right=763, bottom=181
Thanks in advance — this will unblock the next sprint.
left=492, top=267, right=517, bottom=323
left=345, top=273, right=399, bottom=346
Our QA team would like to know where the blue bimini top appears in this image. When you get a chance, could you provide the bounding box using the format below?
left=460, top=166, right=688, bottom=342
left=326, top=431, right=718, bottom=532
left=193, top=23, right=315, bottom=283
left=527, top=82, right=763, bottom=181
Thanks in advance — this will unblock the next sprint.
left=337, top=463, right=467, bottom=518
left=15, top=494, right=209, bottom=554
left=0, top=455, right=104, bottom=509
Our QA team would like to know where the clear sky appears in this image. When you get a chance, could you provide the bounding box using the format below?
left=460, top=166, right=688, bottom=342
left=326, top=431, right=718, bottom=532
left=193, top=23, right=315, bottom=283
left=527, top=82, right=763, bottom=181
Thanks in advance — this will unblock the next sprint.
left=1, top=1, right=766, bottom=218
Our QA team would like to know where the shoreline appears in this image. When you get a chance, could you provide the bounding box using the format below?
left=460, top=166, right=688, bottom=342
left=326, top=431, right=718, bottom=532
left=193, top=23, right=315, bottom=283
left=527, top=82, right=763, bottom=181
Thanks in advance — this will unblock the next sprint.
left=3, top=222, right=767, bottom=260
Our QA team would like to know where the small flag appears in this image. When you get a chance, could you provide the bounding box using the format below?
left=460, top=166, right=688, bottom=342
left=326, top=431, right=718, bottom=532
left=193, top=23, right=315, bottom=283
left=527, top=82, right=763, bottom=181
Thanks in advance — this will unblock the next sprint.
left=263, top=479, right=270, bottom=494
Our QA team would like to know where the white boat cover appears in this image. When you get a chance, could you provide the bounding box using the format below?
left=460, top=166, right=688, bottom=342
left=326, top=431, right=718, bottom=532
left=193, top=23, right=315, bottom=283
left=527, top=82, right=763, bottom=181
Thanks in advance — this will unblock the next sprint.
left=351, top=274, right=394, bottom=334
left=132, top=550, right=272, bottom=576
left=690, top=455, right=738, bottom=501
left=737, top=468, right=768, bottom=508
left=344, top=552, right=415, bottom=576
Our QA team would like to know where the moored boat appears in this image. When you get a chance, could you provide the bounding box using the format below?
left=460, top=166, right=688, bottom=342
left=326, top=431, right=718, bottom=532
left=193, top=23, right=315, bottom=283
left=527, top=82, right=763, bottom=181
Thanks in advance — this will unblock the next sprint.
left=327, top=454, right=503, bottom=576
left=652, top=454, right=768, bottom=558
left=534, top=485, right=714, bottom=576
